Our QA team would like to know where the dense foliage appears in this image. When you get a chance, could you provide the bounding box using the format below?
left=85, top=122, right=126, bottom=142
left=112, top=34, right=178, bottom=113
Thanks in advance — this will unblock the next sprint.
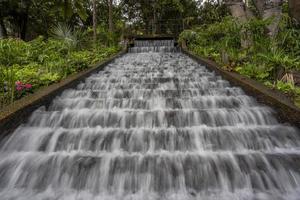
left=0, top=0, right=204, bottom=40
left=0, top=34, right=120, bottom=109
left=0, top=0, right=124, bottom=109
left=121, top=0, right=201, bottom=35
left=0, top=0, right=125, bottom=40
left=179, top=14, right=300, bottom=107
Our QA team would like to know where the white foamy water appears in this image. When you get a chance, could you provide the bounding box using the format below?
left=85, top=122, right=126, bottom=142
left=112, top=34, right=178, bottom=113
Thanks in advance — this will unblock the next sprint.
left=128, top=39, right=179, bottom=53
left=0, top=40, right=300, bottom=200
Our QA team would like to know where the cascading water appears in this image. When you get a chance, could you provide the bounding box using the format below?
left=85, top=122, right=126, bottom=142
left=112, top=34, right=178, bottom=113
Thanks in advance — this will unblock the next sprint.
left=128, top=39, right=179, bottom=53
left=0, top=40, right=300, bottom=200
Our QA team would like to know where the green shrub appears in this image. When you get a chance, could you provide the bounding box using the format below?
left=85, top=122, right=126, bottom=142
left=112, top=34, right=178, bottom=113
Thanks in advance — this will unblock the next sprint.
left=0, top=39, right=30, bottom=66
left=39, top=72, right=61, bottom=86
left=15, top=63, right=40, bottom=87
left=67, top=50, right=92, bottom=72
left=181, top=15, right=300, bottom=107
left=178, top=30, right=197, bottom=45
left=235, top=63, right=271, bottom=81
left=257, top=47, right=300, bottom=75
left=0, top=35, right=120, bottom=109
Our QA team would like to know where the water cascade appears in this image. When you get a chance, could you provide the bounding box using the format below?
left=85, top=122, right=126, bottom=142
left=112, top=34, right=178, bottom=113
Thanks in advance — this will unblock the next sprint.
left=0, top=40, right=300, bottom=200
left=128, top=39, right=179, bottom=53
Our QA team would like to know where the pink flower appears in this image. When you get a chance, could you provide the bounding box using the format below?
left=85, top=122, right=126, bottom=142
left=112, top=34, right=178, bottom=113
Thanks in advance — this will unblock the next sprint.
left=25, top=84, right=32, bottom=89
left=16, top=86, right=23, bottom=91
left=15, top=81, right=22, bottom=86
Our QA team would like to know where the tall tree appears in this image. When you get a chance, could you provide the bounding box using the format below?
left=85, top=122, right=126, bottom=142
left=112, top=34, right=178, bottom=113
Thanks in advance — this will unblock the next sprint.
left=224, top=0, right=251, bottom=48
left=252, top=0, right=264, bottom=16
left=19, top=0, right=31, bottom=40
left=93, top=0, right=97, bottom=43
left=289, top=0, right=300, bottom=23
left=120, top=0, right=200, bottom=35
left=252, top=0, right=283, bottom=37
left=0, top=0, right=9, bottom=38
left=225, top=0, right=283, bottom=42
left=108, top=0, right=113, bottom=32
left=0, top=0, right=32, bottom=40
left=0, top=19, right=7, bottom=38
left=0, top=18, right=7, bottom=38
left=263, top=0, right=283, bottom=37
left=52, top=0, right=88, bottom=22
left=224, top=0, right=248, bottom=22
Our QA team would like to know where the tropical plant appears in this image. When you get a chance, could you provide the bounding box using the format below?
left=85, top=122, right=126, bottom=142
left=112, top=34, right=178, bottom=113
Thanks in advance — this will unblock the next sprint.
left=51, top=23, right=79, bottom=49
left=0, top=35, right=120, bottom=110
left=258, top=47, right=300, bottom=78
left=181, top=13, right=300, bottom=107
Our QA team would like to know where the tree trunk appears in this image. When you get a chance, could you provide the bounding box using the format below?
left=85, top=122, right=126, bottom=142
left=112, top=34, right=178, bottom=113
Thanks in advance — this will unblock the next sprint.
left=93, top=0, right=97, bottom=43
left=64, top=0, right=68, bottom=22
left=224, top=0, right=251, bottom=48
left=152, top=6, right=157, bottom=35
left=252, top=0, right=283, bottom=37
left=289, top=0, right=300, bottom=23
left=20, top=2, right=30, bottom=41
left=145, top=21, right=149, bottom=35
left=20, top=13, right=28, bottom=40
left=252, top=0, right=265, bottom=16
left=0, top=18, right=7, bottom=38
left=225, top=0, right=248, bottom=22
left=108, top=0, right=113, bottom=33
left=263, top=0, right=283, bottom=37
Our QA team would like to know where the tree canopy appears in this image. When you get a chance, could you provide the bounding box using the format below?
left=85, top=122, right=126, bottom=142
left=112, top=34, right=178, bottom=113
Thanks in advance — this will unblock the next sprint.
left=0, top=0, right=299, bottom=40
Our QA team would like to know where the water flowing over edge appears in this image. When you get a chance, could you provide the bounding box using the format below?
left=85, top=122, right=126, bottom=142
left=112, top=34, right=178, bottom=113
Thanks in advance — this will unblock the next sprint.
left=0, top=40, right=300, bottom=200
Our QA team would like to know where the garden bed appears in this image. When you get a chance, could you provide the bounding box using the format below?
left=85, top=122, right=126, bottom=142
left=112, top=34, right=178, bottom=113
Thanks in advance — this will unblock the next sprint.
left=0, top=37, right=121, bottom=109
left=0, top=50, right=126, bottom=140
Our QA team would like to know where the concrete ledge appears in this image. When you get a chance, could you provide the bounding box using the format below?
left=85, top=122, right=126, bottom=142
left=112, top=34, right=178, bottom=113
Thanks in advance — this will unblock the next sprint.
left=0, top=50, right=127, bottom=140
left=182, top=48, right=300, bottom=128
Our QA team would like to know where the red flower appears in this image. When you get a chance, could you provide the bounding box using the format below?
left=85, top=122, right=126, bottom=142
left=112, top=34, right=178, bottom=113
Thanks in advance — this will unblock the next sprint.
left=25, top=84, right=32, bottom=89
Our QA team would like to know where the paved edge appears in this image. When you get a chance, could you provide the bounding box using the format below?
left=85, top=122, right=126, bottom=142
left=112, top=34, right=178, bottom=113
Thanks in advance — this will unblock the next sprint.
left=0, top=50, right=127, bottom=140
left=182, top=48, right=300, bottom=128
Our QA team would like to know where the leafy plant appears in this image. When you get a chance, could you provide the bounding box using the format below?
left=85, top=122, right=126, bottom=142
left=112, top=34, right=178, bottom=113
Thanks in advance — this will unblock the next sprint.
left=0, top=36, right=120, bottom=110
left=51, top=23, right=79, bottom=50
left=235, top=63, right=270, bottom=81
left=15, top=64, right=40, bottom=87
left=243, top=18, right=272, bottom=50
left=182, top=15, right=300, bottom=108
left=39, top=72, right=61, bottom=86
left=178, top=30, right=197, bottom=45
left=275, top=80, right=296, bottom=94
left=258, top=47, right=300, bottom=77
left=0, top=39, right=30, bottom=66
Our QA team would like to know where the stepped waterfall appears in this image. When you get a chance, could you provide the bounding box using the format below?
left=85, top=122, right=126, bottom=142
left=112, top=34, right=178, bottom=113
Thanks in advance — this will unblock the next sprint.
left=0, top=40, right=300, bottom=200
